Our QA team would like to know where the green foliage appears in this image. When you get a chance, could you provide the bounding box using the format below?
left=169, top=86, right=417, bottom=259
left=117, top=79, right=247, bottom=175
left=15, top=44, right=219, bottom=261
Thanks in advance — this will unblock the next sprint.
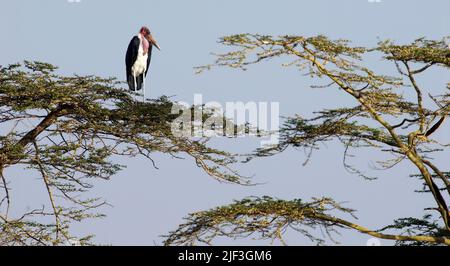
left=377, top=38, right=450, bottom=67
left=164, top=196, right=356, bottom=246
left=0, top=62, right=243, bottom=245
left=378, top=215, right=450, bottom=246
left=168, top=34, right=450, bottom=246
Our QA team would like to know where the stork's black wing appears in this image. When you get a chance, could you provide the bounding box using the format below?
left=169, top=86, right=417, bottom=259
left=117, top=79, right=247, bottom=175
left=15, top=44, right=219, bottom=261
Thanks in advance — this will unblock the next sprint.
left=145, top=45, right=153, bottom=76
left=125, top=36, right=140, bottom=91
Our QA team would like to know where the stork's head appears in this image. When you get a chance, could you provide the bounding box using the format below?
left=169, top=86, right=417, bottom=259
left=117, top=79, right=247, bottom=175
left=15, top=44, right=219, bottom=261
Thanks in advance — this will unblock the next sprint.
left=140, top=26, right=161, bottom=51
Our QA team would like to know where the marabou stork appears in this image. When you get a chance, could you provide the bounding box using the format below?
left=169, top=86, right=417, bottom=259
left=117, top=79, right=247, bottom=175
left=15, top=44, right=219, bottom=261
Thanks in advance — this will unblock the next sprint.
left=125, top=26, right=160, bottom=100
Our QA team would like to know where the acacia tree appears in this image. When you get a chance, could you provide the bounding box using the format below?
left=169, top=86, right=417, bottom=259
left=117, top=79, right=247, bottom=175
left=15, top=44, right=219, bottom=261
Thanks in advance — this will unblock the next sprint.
left=0, top=62, right=244, bottom=245
left=165, top=35, right=450, bottom=246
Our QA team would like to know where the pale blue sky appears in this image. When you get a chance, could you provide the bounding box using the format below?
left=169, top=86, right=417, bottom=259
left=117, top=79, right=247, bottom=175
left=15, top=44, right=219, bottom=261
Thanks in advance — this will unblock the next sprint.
left=0, top=0, right=449, bottom=245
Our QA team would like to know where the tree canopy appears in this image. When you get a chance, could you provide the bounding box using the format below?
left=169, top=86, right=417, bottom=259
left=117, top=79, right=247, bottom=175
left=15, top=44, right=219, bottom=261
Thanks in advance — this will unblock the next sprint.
left=166, top=34, right=450, bottom=246
left=1, top=34, right=449, bottom=246
left=0, top=62, right=242, bottom=245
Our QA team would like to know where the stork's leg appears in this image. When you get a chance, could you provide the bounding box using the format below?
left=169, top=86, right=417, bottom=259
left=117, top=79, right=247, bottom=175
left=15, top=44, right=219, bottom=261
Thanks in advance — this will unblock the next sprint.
left=134, top=76, right=137, bottom=92
left=143, top=75, right=146, bottom=102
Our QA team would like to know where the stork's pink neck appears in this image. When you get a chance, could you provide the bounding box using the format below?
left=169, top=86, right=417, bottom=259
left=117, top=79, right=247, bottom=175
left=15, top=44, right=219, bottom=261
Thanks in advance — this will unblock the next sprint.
left=140, top=33, right=150, bottom=55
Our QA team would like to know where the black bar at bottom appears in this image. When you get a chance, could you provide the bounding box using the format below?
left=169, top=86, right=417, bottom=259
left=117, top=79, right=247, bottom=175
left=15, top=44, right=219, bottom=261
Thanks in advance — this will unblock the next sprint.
left=0, top=246, right=447, bottom=264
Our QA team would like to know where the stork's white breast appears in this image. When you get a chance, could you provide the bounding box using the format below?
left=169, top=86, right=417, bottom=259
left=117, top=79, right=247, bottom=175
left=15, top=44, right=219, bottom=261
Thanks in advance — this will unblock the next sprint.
left=131, top=35, right=149, bottom=77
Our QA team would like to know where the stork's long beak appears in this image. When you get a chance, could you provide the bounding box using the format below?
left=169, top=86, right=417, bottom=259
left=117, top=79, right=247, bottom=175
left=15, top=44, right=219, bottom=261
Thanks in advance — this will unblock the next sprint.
left=148, top=35, right=161, bottom=51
